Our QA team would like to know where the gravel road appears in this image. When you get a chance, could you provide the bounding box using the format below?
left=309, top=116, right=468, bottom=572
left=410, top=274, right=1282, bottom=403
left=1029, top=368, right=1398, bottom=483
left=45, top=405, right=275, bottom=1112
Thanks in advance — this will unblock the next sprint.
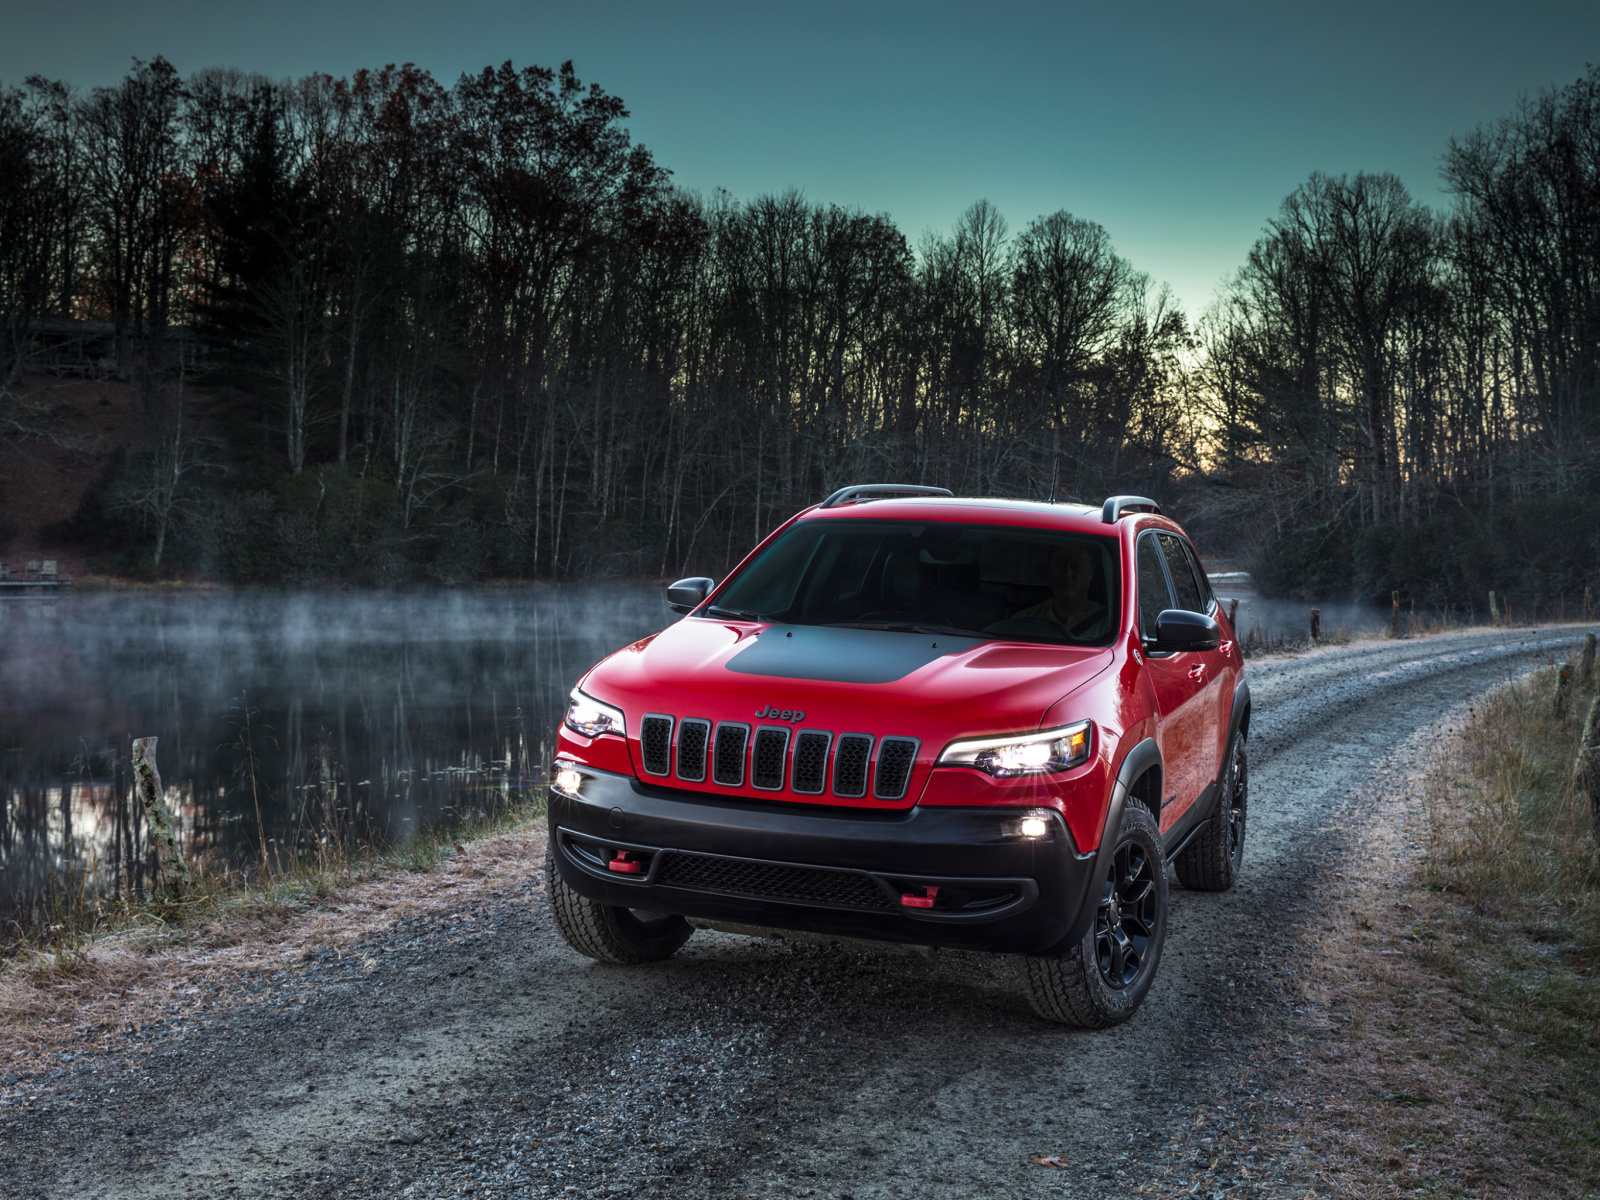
left=2, top=626, right=1592, bottom=1200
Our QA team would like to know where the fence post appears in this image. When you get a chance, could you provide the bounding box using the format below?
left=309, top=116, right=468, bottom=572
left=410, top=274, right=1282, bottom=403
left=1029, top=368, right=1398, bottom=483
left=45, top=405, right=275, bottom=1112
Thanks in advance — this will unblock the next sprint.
left=1554, top=664, right=1573, bottom=718
left=1390, top=592, right=1401, bottom=638
left=1581, top=633, right=1597, bottom=685
left=1309, top=607, right=1321, bottom=642
left=1578, top=698, right=1600, bottom=844
left=132, top=737, right=190, bottom=900
left=1227, top=597, right=1239, bottom=628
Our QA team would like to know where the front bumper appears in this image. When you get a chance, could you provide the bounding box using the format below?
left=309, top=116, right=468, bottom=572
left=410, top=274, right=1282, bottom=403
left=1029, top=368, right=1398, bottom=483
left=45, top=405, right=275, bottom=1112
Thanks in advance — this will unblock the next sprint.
left=547, top=765, right=1102, bottom=955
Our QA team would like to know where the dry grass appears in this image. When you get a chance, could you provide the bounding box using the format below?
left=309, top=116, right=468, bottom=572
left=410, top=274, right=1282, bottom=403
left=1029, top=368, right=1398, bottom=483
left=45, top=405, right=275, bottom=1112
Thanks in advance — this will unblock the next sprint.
left=1235, top=642, right=1600, bottom=1198
left=0, top=808, right=548, bottom=1076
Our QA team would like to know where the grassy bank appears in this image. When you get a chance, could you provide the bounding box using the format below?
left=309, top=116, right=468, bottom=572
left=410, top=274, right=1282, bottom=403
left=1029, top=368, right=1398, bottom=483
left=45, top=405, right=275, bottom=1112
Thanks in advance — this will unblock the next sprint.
left=1419, top=645, right=1600, bottom=1176
left=1, top=791, right=546, bottom=972
left=1219, top=635, right=1600, bottom=1198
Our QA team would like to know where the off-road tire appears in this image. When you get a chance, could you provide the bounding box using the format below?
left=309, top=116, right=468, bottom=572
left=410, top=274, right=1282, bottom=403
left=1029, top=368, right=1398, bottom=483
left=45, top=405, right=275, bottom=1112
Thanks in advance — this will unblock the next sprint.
left=1023, top=802, right=1168, bottom=1028
left=1173, top=728, right=1247, bottom=892
left=545, top=851, right=693, bottom=964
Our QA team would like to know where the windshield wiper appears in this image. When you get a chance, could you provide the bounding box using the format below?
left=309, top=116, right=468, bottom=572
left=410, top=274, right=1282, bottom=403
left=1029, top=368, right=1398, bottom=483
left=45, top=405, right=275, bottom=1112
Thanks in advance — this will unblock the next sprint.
left=705, top=606, right=767, bottom=622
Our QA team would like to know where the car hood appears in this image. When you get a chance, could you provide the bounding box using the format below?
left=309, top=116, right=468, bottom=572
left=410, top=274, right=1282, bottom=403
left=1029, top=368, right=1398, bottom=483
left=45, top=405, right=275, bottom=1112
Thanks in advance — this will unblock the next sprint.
left=580, top=618, right=1113, bottom=805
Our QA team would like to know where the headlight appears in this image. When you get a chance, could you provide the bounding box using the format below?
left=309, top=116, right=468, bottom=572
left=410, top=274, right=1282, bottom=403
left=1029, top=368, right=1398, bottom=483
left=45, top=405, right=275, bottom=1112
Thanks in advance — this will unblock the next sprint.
left=937, top=721, right=1093, bottom=777
left=564, top=688, right=626, bottom=738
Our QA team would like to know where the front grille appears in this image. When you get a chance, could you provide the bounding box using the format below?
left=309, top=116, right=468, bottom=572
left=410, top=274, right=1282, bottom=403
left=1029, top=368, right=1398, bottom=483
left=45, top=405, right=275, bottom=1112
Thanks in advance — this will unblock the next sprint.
left=655, top=850, right=894, bottom=911
left=640, top=715, right=673, bottom=776
left=874, top=737, right=918, bottom=800
left=713, top=723, right=749, bottom=786
left=790, top=730, right=831, bottom=794
left=833, top=734, right=873, bottom=798
left=644, top=713, right=914, bottom=802
left=751, top=727, right=789, bottom=790
left=676, top=719, right=710, bottom=782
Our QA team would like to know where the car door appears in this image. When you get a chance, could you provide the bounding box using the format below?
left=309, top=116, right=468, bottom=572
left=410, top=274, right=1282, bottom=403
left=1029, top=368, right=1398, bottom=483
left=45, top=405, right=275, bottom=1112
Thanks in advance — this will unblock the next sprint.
left=1155, top=532, right=1232, bottom=801
left=1176, top=535, right=1238, bottom=787
left=1136, top=532, right=1210, bottom=833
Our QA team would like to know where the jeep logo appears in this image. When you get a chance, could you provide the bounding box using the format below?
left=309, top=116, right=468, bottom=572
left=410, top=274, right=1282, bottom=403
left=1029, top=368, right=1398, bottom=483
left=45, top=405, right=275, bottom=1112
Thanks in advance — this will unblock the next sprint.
left=754, top=705, right=805, bottom=722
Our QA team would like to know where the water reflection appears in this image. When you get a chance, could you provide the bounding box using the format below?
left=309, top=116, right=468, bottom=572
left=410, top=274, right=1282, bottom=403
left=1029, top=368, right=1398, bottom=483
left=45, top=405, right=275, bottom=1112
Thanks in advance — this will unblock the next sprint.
left=0, top=588, right=666, bottom=922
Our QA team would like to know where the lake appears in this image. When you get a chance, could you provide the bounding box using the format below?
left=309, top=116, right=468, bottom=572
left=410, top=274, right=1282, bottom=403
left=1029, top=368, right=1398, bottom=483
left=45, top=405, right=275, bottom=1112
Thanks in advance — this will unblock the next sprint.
left=0, top=587, right=667, bottom=925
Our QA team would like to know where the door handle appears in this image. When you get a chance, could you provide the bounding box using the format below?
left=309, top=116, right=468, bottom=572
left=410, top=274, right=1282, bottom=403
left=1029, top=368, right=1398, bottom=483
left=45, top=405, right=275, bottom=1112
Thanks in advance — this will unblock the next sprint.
left=1187, top=663, right=1206, bottom=682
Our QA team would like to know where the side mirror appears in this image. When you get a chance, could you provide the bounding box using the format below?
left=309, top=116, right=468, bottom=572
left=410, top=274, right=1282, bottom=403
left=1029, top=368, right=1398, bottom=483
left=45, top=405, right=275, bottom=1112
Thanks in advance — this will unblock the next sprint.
left=1152, top=609, right=1221, bottom=653
left=666, top=576, right=714, bottom=615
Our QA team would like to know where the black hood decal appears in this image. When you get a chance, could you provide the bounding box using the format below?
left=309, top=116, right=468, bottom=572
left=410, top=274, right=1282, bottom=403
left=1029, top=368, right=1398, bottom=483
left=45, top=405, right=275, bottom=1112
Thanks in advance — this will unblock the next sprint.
left=724, top=625, right=985, bottom=684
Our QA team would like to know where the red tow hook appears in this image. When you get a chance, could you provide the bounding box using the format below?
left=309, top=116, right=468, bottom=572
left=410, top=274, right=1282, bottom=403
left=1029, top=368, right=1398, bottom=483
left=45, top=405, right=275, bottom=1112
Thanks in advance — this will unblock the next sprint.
left=607, top=851, right=643, bottom=875
left=900, top=885, right=939, bottom=909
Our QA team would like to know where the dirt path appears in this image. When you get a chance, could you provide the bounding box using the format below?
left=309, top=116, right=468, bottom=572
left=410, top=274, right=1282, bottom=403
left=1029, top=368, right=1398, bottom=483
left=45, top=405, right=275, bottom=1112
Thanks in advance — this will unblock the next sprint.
left=1, top=626, right=1592, bottom=1200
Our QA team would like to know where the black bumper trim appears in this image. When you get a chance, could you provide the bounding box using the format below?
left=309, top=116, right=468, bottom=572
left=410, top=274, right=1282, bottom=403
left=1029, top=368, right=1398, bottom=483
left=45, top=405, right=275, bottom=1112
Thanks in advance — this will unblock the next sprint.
left=548, top=765, right=1099, bottom=955
left=559, top=827, right=1041, bottom=924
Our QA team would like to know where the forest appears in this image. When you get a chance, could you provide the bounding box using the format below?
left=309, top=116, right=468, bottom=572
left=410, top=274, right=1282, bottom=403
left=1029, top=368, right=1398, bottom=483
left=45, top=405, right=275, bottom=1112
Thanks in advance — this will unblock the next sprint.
left=0, top=57, right=1595, bottom=608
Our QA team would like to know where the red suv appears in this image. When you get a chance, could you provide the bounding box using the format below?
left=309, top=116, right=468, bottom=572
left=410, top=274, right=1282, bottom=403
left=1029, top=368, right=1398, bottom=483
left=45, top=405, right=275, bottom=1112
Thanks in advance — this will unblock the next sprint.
left=546, top=486, right=1250, bottom=1027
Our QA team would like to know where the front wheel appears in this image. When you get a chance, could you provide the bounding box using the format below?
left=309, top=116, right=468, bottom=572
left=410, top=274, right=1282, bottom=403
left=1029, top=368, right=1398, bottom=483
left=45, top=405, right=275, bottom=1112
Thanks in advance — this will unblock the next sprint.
left=1023, top=802, right=1168, bottom=1028
left=545, top=849, right=693, bottom=964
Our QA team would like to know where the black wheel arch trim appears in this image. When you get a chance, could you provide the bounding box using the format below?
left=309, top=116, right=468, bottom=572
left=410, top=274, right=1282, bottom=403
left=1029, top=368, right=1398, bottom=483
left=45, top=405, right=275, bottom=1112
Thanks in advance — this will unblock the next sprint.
left=1229, top=679, right=1251, bottom=741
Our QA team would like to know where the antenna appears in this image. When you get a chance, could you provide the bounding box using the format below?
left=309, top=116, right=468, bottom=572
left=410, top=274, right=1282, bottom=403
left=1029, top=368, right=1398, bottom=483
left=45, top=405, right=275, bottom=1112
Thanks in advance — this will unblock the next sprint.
left=1047, top=457, right=1060, bottom=505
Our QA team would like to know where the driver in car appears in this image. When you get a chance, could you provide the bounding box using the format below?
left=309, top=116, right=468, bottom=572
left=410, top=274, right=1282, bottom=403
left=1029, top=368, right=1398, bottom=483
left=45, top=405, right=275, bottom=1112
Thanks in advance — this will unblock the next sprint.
left=1007, top=544, right=1110, bottom=640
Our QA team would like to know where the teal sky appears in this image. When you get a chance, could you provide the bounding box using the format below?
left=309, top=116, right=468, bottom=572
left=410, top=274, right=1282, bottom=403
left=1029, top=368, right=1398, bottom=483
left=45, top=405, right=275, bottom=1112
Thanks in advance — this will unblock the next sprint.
left=2, top=0, right=1596, bottom=318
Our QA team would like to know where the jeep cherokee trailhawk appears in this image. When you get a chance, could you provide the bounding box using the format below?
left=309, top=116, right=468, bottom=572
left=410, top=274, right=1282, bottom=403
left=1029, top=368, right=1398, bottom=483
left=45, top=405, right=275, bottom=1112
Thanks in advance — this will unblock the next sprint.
left=545, top=486, right=1250, bottom=1027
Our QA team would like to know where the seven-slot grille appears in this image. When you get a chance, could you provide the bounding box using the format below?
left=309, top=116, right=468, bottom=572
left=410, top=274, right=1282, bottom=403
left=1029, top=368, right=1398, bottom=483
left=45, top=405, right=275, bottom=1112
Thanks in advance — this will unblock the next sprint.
left=675, top=719, right=710, bottom=782
left=641, top=715, right=917, bottom=800
left=712, top=723, right=750, bottom=786
left=640, top=715, right=674, bottom=776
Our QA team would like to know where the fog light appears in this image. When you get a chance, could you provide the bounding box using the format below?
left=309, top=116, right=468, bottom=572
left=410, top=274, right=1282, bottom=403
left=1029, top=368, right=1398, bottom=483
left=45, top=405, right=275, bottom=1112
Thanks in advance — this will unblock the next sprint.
left=1020, top=814, right=1049, bottom=838
left=552, top=762, right=584, bottom=798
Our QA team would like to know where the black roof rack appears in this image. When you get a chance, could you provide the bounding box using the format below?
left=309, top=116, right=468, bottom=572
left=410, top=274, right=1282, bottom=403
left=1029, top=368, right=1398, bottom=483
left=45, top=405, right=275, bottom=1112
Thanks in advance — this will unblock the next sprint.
left=1101, top=495, right=1162, bottom=523
left=819, top=483, right=955, bottom=509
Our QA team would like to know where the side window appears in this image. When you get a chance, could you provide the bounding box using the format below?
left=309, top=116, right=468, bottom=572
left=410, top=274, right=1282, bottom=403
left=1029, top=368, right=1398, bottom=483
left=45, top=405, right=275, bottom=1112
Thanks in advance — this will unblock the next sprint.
left=1157, top=533, right=1205, bottom=614
left=1137, top=536, right=1174, bottom=637
left=1182, top=540, right=1213, bottom=610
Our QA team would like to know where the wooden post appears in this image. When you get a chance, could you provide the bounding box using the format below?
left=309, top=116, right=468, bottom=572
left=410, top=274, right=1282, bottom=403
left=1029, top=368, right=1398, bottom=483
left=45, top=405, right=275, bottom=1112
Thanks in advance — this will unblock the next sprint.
left=1489, top=590, right=1499, bottom=624
left=1309, top=607, right=1321, bottom=642
left=1581, top=633, right=1597, bottom=685
left=1554, top=664, right=1573, bottom=718
left=1227, top=597, right=1239, bottom=628
left=1577, top=698, right=1600, bottom=844
left=131, top=737, right=190, bottom=899
left=1390, top=591, right=1401, bottom=638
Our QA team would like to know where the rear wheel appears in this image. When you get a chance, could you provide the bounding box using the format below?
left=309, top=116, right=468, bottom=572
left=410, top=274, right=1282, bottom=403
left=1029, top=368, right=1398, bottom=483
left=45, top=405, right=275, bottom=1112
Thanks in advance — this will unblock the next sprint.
left=1023, top=802, right=1168, bottom=1028
left=1173, top=728, right=1247, bottom=892
left=545, top=850, right=693, bottom=964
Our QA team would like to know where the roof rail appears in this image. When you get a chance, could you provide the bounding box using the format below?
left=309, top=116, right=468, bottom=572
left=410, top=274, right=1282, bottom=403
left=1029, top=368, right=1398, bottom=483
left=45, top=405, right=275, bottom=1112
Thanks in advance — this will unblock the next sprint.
left=819, top=483, right=955, bottom=509
left=1101, top=495, right=1162, bottom=523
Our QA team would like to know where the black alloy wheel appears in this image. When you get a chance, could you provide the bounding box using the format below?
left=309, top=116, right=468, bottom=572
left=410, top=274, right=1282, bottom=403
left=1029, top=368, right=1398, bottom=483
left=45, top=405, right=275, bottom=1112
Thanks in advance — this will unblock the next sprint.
left=1022, top=801, right=1168, bottom=1027
left=1095, top=838, right=1160, bottom=988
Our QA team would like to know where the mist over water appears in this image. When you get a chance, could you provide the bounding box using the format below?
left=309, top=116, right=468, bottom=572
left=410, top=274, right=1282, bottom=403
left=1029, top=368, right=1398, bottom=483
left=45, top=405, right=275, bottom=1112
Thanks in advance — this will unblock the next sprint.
left=0, top=587, right=668, bottom=919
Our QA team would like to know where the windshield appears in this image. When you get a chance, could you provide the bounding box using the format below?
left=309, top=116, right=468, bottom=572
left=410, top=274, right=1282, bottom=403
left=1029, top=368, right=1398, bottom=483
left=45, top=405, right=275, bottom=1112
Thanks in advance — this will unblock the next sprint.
left=706, top=519, right=1121, bottom=646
